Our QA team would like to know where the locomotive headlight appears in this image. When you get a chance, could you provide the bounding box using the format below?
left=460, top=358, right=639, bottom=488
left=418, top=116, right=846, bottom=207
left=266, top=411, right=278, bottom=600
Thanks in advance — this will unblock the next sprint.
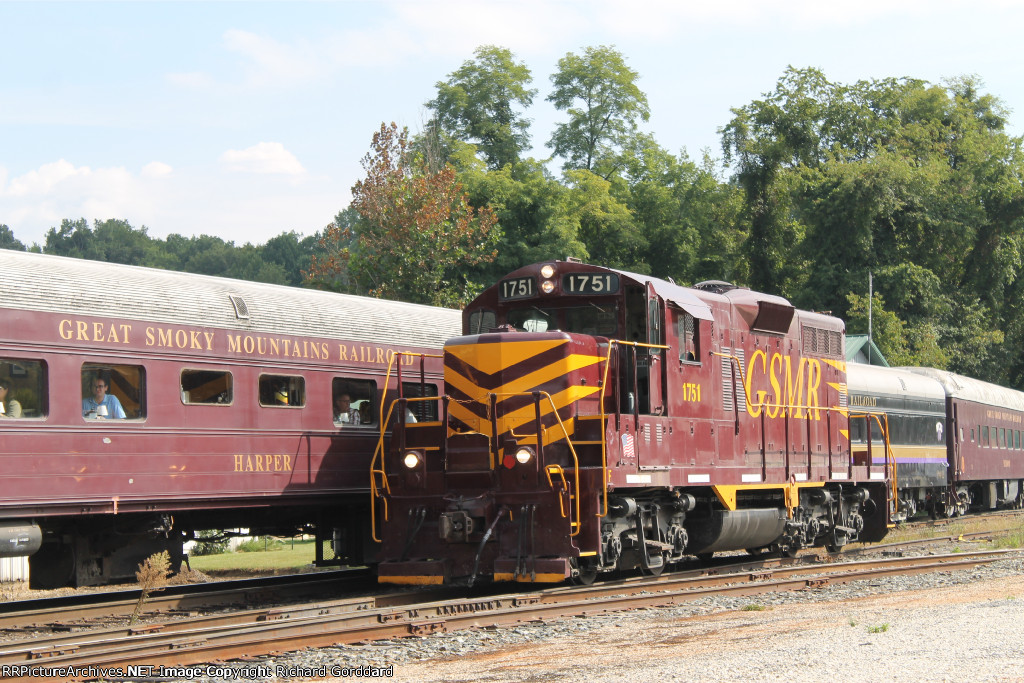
left=540, top=264, right=555, bottom=278
left=403, top=451, right=421, bottom=469
left=540, top=280, right=555, bottom=294
left=515, top=447, right=534, bottom=465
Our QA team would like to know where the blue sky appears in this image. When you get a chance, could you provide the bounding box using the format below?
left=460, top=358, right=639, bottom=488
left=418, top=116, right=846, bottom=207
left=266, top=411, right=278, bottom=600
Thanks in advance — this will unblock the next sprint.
left=3, top=0, right=1023, bottom=248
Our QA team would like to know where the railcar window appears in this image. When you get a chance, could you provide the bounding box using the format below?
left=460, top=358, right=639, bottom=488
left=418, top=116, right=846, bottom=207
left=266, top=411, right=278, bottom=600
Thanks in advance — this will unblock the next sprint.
left=402, top=381, right=439, bottom=422
left=677, top=311, right=700, bottom=363
left=82, top=364, right=145, bottom=420
left=0, top=358, right=47, bottom=419
left=983, top=426, right=990, bottom=446
left=507, top=307, right=555, bottom=332
left=467, top=310, right=497, bottom=335
left=259, top=375, right=305, bottom=408
left=507, top=306, right=618, bottom=336
left=563, top=306, right=618, bottom=336
left=1017, top=431, right=1021, bottom=449
left=332, top=378, right=376, bottom=426
left=181, top=370, right=233, bottom=405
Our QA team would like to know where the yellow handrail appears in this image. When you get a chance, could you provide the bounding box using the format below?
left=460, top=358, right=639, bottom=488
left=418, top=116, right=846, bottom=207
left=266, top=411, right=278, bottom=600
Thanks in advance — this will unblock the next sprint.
left=486, top=390, right=584, bottom=536
left=596, top=339, right=670, bottom=518
left=369, top=351, right=443, bottom=543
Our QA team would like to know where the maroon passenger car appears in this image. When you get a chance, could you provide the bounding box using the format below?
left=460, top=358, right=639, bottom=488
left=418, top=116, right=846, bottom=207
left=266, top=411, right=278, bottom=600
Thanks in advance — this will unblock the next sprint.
left=375, top=261, right=891, bottom=585
left=0, top=251, right=459, bottom=588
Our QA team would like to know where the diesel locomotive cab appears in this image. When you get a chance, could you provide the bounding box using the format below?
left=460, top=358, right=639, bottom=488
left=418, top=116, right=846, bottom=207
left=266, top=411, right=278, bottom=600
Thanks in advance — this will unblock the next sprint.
left=373, top=261, right=892, bottom=586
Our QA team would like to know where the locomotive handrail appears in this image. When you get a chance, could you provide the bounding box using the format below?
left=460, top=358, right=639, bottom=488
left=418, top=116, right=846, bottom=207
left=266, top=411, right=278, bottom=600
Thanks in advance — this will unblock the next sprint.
left=849, top=411, right=898, bottom=513
left=597, top=339, right=670, bottom=518
left=370, top=351, right=444, bottom=544
left=486, top=390, right=583, bottom=537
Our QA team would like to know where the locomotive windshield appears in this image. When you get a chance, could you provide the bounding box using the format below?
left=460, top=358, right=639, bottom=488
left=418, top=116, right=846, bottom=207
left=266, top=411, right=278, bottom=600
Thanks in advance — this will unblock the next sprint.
left=507, top=305, right=619, bottom=336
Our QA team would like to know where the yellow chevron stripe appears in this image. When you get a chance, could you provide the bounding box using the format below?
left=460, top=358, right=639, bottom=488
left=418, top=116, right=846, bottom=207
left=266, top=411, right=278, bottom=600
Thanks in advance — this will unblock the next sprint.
left=827, top=382, right=848, bottom=394
left=444, top=352, right=603, bottom=401
left=821, top=358, right=847, bottom=372
left=446, top=338, right=569, bottom=376
left=491, top=354, right=604, bottom=396
left=446, top=384, right=600, bottom=443
left=839, top=429, right=849, bottom=440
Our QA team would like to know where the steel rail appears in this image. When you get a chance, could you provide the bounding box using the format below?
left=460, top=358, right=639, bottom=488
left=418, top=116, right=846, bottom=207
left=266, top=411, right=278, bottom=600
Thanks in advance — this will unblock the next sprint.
left=1, top=550, right=1012, bottom=681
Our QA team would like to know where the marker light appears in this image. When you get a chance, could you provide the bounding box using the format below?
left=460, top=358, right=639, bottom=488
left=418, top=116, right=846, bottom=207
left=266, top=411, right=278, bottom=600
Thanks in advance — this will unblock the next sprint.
left=515, top=447, right=534, bottom=465
left=540, top=264, right=555, bottom=279
left=403, top=451, right=421, bottom=469
left=541, top=280, right=555, bottom=294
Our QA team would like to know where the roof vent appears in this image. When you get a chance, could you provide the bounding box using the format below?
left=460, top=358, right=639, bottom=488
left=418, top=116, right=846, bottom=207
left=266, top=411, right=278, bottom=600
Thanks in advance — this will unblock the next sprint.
left=692, top=280, right=738, bottom=295
left=229, top=295, right=250, bottom=320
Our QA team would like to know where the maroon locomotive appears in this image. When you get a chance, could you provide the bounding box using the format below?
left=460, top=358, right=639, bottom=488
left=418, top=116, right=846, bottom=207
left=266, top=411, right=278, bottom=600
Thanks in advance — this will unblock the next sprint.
left=374, top=261, right=891, bottom=585
left=0, top=251, right=459, bottom=588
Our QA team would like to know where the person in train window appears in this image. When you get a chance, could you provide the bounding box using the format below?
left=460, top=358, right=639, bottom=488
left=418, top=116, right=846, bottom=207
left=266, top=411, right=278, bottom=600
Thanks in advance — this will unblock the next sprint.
left=274, top=387, right=290, bottom=405
left=82, top=376, right=126, bottom=419
left=0, top=379, right=22, bottom=418
left=334, top=393, right=361, bottom=425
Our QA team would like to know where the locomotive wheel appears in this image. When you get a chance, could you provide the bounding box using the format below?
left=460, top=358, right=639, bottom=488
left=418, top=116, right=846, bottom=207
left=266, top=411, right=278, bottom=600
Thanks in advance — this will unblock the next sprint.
left=572, top=559, right=599, bottom=585
left=825, top=543, right=844, bottom=553
left=644, top=553, right=667, bottom=577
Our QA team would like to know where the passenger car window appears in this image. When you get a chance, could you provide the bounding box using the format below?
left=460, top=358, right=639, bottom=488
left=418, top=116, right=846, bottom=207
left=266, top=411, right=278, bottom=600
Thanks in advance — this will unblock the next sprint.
left=82, top=363, right=145, bottom=419
left=181, top=370, right=233, bottom=405
left=402, top=381, right=439, bottom=422
left=0, top=358, right=47, bottom=419
left=332, top=377, right=377, bottom=426
left=259, top=375, right=305, bottom=407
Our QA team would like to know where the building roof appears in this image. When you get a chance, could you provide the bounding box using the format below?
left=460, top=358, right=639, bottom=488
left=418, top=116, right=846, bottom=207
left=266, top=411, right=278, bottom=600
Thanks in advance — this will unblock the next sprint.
left=846, top=334, right=889, bottom=366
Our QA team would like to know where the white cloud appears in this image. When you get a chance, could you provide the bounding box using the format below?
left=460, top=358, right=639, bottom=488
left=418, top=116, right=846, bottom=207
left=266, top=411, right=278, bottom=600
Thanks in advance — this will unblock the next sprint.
left=223, top=29, right=327, bottom=87
left=142, top=161, right=173, bottom=178
left=0, top=160, right=161, bottom=240
left=219, top=142, right=306, bottom=176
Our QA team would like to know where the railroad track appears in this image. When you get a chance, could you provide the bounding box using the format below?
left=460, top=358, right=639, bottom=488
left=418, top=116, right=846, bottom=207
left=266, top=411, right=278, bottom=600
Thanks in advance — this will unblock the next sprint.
left=0, top=549, right=1012, bottom=681
left=0, top=570, right=375, bottom=632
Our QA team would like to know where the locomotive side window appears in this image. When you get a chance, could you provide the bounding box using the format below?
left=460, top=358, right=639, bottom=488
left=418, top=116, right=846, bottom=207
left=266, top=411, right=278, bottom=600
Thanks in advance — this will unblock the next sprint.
left=332, top=377, right=376, bottom=426
left=259, top=374, right=305, bottom=408
left=0, top=358, right=47, bottom=419
left=181, top=370, right=233, bottom=405
left=82, top=363, right=146, bottom=420
left=468, top=310, right=496, bottom=335
left=508, top=307, right=555, bottom=332
left=402, top=381, right=439, bottom=422
left=677, top=311, right=701, bottom=363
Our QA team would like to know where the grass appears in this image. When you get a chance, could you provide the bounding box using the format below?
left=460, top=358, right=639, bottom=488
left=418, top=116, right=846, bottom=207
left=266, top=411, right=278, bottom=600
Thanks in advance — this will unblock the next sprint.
left=742, top=603, right=768, bottom=611
left=883, top=514, right=1024, bottom=548
left=867, top=623, right=890, bottom=633
left=988, top=525, right=1024, bottom=550
left=187, top=538, right=324, bottom=575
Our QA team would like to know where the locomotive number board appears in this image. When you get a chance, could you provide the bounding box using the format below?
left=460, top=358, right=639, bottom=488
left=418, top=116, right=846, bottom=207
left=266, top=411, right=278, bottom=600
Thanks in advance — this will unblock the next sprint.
left=499, top=277, right=536, bottom=300
left=562, top=273, right=620, bottom=295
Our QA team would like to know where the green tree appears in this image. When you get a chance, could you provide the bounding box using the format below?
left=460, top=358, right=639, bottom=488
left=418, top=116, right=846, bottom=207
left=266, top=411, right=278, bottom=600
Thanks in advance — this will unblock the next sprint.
left=309, top=123, right=500, bottom=307
left=557, top=169, right=647, bottom=271
left=451, top=151, right=584, bottom=282
left=0, top=224, right=26, bottom=251
left=92, top=219, right=154, bottom=265
left=43, top=218, right=98, bottom=259
left=261, top=231, right=318, bottom=286
left=547, top=45, right=650, bottom=173
left=427, top=45, right=537, bottom=170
